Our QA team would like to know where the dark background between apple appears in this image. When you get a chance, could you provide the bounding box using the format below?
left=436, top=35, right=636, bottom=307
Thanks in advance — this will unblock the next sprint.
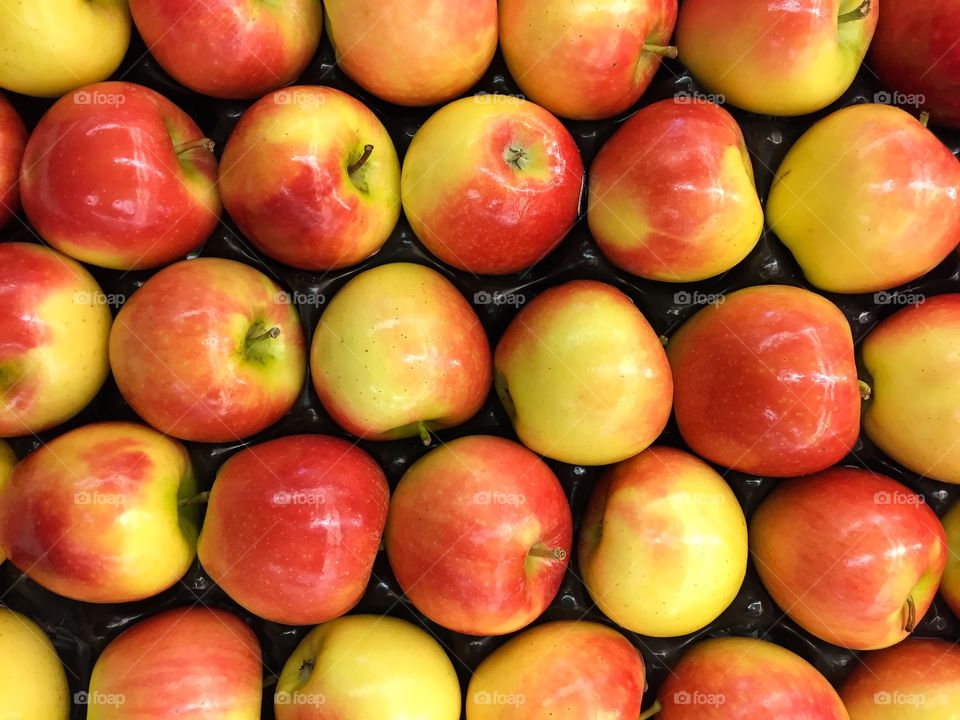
left=3, top=13, right=960, bottom=720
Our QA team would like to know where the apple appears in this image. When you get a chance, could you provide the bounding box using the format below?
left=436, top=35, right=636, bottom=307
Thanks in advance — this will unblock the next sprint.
left=579, top=446, right=747, bottom=638
left=667, top=284, right=860, bottom=477
left=325, top=0, right=498, bottom=107
left=219, top=86, right=400, bottom=271
left=766, top=104, right=960, bottom=294
left=0, top=93, right=27, bottom=230
left=0, top=421, right=200, bottom=603
left=499, top=0, right=678, bottom=121
left=0, top=1, right=131, bottom=98
left=276, top=614, right=460, bottom=720
left=310, top=262, right=491, bottom=442
left=130, top=0, right=323, bottom=99
left=0, top=242, right=112, bottom=438
left=653, top=637, right=849, bottom=719
left=862, top=294, right=960, bottom=484
left=384, top=435, right=572, bottom=636
left=467, top=621, right=645, bottom=719
left=110, top=257, right=306, bottom=442
left=20, top=81, right=221, bottom=271
left=87, top=607, right=262, bottom=720
left=676, top=0, right=877, bottom=116
left=751, top=468, right=947, bottom=651
left=870, top=0, right=960, bottom=128
left=588, top=98, right=762, bottom=282
left=840, top=638, right=960, bottom=718
left=401, top=96, right=583, bottom=275
left=198, top=435, right=389, bottom=625
left=941, top=500, right=960, bottom=619
left=0, top=608, right=69, bottom=719
left=495, top=280, right=672, bottom=466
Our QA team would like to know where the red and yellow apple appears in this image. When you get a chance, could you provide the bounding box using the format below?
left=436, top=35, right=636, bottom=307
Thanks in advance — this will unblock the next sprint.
left=0, top=93, right=27, bottom=229
left=941, top=500, right=960, bottom=619
left=0, top=608, right=69, bottom=719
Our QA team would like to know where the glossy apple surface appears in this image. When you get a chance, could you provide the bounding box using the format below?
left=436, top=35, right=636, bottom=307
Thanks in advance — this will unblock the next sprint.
left=0, top=242, right=112, bottom=438
left=130, top=0, right=323, bottom=99
left=385, top=435, right=571, bottom=636
left=467, top=621, right=645, bottom=720
left=499, top=0, right=678, bottom=120
left=325, top=0, right=497, bottom=107
left=588, top=98, right=762, bottom=281
left=401, top=96, right=582, bottom=275
left=667, top=285, right=860, bottom=477
left=941, top=500, right=960, bottom=619
left=110, top=258, right=306, bottom=442
left=220, top=86, right=400, bottom=271
left=276, top=614, right=460, bottom=720
left=0, top=422, right=200, bottom=603
left=767, top=104, right=960, bottom=293
left=0, top=608, right=69, bottom=719
left=311, top=262, right=491, bottom=441
left=579, top=446, right=747, bottom=637
left=198, top=435, right=389, bottom=625
left=0, top=93, right=27, bottom=229
left=495, top=280, right=672, bottom=465
left=751, top=468, right=947, bottom=650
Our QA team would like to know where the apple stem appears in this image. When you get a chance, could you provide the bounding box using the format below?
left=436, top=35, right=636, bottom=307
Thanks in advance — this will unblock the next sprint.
left=249, top=327, right=281, bottom=344
left=659, top=335, right=669, bottom=348
left=528, top=545, right=568, bottom=561
left=643, top=44, right=678, bottom=59
left=858, top=380, right=872, bottom=400
left=178, top=491, right=210, bottom=507
left=348, top=144, right=375, bottom=175
left=174, top=137, right=215, bottom=157
left=638, top=701, right=662, bottom=720
left=416, top=420, right=432, bottom=446
left=902, top=594, right=917, bottom=633
left=919, top=111, right=931, bottom=128
left=838, top=0, right=870, bottom=23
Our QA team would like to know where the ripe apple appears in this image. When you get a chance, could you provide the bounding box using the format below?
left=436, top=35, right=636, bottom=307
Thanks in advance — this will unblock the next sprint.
left=495, top=280, right=672, bottom=466
left=276, top=614, right=460, bottom=720
left=110, top=258, right=306, bottom=442
left=467, top=621, right=645, bottom=719
left=87, top=607, right=262, bottom=720
left=0, top=242, right=112, bottom=438
left=198, top=435, right=389, bottom=625
left=841, top=638, right=960, bottom=718
left=325, top=0, right=498, bottom=107
left=0, top=1, right=131, bottom=98
left=767, top=104, right=960, bottom=293
left=676, top=0, right=877, bottom=116
left=20, top=82, right=221, bottom=271
left=499, top=0, right=678, bottom=121
left=654, top=637, right=849, bottom=719
left=220, top=86, right=400, bottom=271
left=401, top=96, right=583, bottom=275
left=384, top=435, right=572, bottom=636
left=579, top=446, right=747, bottom=637
left=667, top=284, right=860, bottom=477
left=130, top=0, right=323, bottom=99
left=588, top=98, right=762, bottom=282
left=0, top=421, right=200, bottom=603
left=750, top=468, right=947, bottom=650
left=310, top=262, right=491, bottom=442
left=0, top=608, right=69, bottom=719
left=0, top=93, right=26, bottom=230
left=862, top=294, right=960, bottom=484
left=940, top=500, right=960, bottom=619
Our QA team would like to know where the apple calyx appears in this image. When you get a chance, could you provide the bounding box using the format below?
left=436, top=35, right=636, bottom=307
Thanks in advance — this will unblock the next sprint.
left=528, top=544, right=568, bottom=562
left=178, top=491, right=210, bottom=507
left=348, top=144, right=375, bottom=176
left=504, top=146, right=532, bottom=172
left=174, top=137, right=215, bottom=157
left=838, top=0, right=871, bottom=24
left=639, top=700, right=662, bottom=720
left=902, top=594, right=917, bottom=633
left=298, top=658, right=315, bottom=685
left=643, top=44, right=678, bottom=59
left=858, top=380, right=872, bottom=400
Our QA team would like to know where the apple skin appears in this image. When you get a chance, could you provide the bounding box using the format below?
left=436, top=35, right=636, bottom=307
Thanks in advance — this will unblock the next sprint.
left=862, top=294, right=960, bottom=484
left=676, top=0, right=877, bottom=116
left=941, top=500, right=960, bottom=619
left=767, top=104, right=960, bottom=294
left=750, top=468, right=948, bottom=651
left=276, top=614, right=460, bottom=720
left=110, top=258, right=306, bottom=442
left=401, top=96, right=583, bottom=275
left=0, top=242, right=112, bottom=438
left=495, top=280, right=672, bottom=466
left=0, top=1, right=131, bottom=98
left=0, top=608, right=69, bottom=719
left=0, top=422, right=200, bottom=603
left=656, top=637, right=849, bottom=719
left=0, top=93, right=27, bottom=230
left=20, top=81, right=221, bottom=271
left=499, top=0, right=677, bottom=121
left=385, top=435, right=572, bottom=636
left=198, top=435, right=389, bottom=626
left=310, top=262, right=491, bottom=441
left=588, top=98, right=762, bottom=282
left=325, top=0, right=497, bottom=107
left=466, top=621, right=645, bottom=720
left=220, top=86, right=400, bottom=271
left=579, top=446, right=747, bottom=638
left=87, top=607, right=262, bottom=720
left=130, top=0, right=323, bottom=99
left=667, top=285, right=860, bottom=477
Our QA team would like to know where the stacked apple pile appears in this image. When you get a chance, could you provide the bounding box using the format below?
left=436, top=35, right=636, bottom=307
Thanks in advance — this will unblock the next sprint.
left=1, top=0, right=960, bottom=719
